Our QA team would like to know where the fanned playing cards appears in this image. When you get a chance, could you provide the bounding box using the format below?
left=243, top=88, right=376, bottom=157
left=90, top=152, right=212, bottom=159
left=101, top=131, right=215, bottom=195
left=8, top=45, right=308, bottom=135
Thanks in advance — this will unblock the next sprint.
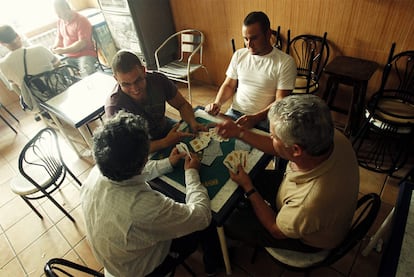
left=223, top=150, right=249, bottom=173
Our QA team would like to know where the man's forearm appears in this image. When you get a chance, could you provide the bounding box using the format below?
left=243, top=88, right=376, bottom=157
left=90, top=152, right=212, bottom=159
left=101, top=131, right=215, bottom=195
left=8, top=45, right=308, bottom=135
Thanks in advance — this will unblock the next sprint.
left=149, top=138, right=168, bottom=153
left=248, top=192, right=287, bottom=239
left=179, top=102, right=198, bottom=126
left=240, top=128, right=277, bottom=155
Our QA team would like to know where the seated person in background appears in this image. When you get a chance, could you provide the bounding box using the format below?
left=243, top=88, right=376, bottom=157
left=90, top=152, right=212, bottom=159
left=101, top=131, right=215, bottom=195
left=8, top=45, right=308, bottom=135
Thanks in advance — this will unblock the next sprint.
left=0, top=25, right=59, bottom=111
left=105, top=50, right=207, bottom=153
left=215, top=94, right=359, bottom=252
left=52, top=0, right=97, bottom=76
left=205, top=11, right=297, bottom=130
left=81, top=111, right=221, bottom=276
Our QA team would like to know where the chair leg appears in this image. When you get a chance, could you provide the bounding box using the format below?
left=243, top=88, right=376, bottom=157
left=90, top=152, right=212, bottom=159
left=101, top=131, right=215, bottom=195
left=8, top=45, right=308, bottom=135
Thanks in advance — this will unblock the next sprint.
left=44, top=192, right=76, bottom=222
left=181, top=261, right=196, bottom=277
left=1, top=104, right=19, bottom=123
left=187, top=79, right=192, bottom=105
left=0, top=114, right=18, bottom=134
left=66, top=167, right=82, bottom=187
left=251, top=246, right=259, bottom=264
left=21, top=196, right=43, bottom=219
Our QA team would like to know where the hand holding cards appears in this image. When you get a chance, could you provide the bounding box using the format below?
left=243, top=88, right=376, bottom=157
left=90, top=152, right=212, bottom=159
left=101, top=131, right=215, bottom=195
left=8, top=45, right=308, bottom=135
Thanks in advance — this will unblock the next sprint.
left=176, top=142, right=191, bottom=158
left=223, top=150, right=249, bottom=173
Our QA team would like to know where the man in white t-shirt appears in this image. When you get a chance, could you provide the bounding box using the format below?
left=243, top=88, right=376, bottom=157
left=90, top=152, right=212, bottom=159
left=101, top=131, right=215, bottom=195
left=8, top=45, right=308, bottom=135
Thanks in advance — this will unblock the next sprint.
left=205, top=11, right=297, bottom=130
left=0, top=25, right=59, bottom=111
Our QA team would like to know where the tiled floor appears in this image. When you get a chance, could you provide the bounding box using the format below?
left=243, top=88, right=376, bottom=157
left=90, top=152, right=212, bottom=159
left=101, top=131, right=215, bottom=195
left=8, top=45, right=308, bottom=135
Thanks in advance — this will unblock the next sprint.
left=0, top=82, right=411, bottom=276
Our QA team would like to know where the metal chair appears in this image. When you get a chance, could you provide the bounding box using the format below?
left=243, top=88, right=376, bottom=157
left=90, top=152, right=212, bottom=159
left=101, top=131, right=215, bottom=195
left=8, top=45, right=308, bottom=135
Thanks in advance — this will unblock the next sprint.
left=44, top=258, right=103, bottom=277
left=155, top=29, right=210, bottom=104
left=352, top=43, right=414, bottom=180
left=286, top=31, right=330, bottom=94
left=271, top=26, right=283, bottom=50
left=262, top=193, right=380, bottom=276
left=0, top=102, right=19, bottom=133
left=9, top=127, right=82, bottom=222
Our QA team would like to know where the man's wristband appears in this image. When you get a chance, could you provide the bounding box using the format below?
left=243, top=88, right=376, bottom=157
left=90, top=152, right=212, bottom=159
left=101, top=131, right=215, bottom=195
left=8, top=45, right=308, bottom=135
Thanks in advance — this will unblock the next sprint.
left=244, top=188, right=256, bottom=199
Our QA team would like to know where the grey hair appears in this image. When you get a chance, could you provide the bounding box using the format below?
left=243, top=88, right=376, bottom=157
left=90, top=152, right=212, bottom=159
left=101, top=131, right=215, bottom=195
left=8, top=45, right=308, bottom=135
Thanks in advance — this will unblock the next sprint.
left=93, top=110, right=149, bottom=181
left=268, top=94, right=334, bottom=156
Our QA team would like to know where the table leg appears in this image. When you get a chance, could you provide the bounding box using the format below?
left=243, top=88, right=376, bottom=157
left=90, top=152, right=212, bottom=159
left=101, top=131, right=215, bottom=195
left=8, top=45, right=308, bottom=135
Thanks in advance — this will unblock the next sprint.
left=77, top=125, right=94, bottom=148
left=47, top=113, right=83, bottom=157
left=362, top=207, right=394, bottom=256
left=348, top=82, right=367, bottom=136
left=323, top=77, right=338, bottom=105
left=216, top=226, right=232, bottom=275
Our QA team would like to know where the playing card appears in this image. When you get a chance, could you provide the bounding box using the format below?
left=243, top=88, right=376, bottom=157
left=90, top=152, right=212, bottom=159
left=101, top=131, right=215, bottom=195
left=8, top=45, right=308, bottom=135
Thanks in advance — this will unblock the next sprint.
left=177, top=121, right=188, bottom=132
left=176, top=142, right=190, bottom=157
left=201, top=154, right=216, bottom=166
left=189, top=137, right=209, bottom=152
left=223, top=151, right=238, bottom=173
left=209, top=128, right=229, bottom=142
left=200, top=140, right=223, bottom=166
left=223, top=150, right=249, bottom=173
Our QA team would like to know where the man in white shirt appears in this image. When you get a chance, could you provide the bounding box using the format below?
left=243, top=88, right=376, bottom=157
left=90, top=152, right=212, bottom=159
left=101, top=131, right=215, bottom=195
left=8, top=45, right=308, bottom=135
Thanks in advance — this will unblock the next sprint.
left=205, top=11, right=297, bottom=130
left=81, top=110, right=220, bottom=276
left=0, top=25, right=59, bottom=111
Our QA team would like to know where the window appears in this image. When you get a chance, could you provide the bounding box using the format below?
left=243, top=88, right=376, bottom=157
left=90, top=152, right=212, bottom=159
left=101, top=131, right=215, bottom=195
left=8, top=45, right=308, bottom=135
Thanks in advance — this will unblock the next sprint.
left=0, top=0, right=58, bottom=34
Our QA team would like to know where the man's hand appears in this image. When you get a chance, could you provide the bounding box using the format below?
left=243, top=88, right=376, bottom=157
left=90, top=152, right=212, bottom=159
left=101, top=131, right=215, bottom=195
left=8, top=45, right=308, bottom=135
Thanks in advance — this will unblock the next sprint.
left=235, top=114, right=260, bottom=129
left=205, top=102, right=221, bottom=116
left=52, top=47, right=65, bottom=55
left=215, top=119, right=242, bottom=139
left=190, top=122, right=208, bottom=134
left=168, top=147, right=186, bottom=166
left=184, top=153, right=200, bottom=170
left=164, top=123, right=194, bottom=147
left=229, top=164, right=254, bottom=191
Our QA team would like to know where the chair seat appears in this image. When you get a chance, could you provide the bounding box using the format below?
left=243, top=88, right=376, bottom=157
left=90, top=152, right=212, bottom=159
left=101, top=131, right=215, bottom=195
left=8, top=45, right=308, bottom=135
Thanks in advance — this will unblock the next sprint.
left=376, top=98, right=414, bottom=123
left=265, top=247, right=330, bottom=268
left=158, top=61, right=203, bottom=79
left=10, top=165, right=62, bottom=195
left=366, top=109, right=413, bottom=134
left=293, top=76, right=318, bottom=94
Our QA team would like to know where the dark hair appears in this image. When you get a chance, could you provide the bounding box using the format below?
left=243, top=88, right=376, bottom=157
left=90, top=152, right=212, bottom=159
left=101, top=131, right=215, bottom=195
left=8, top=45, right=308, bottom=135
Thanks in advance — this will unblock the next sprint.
left=269, top=94, right=334, bottom=156
left=243, top=11, right=271, bottom=34
left=93, top=110, right=150, bottom=181
left=0, top=25, right=17, bottom=44
left=111, top=50, right=143, bottom=74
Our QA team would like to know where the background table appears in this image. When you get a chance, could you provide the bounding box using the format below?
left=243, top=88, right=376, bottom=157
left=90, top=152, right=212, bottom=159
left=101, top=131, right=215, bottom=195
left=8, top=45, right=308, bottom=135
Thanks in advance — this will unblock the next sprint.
left=39, top=72, right=117, bottom=156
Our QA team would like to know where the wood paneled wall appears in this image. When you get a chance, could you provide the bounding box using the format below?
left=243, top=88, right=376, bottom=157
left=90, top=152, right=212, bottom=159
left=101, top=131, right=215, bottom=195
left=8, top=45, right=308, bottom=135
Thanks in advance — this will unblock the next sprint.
left=169, top=0, right=414, bottom=99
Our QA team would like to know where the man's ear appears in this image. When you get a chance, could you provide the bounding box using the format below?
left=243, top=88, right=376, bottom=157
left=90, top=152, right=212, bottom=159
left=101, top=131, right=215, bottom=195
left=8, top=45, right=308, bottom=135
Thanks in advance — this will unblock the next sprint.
left=291, top=144, right=303, bottom=157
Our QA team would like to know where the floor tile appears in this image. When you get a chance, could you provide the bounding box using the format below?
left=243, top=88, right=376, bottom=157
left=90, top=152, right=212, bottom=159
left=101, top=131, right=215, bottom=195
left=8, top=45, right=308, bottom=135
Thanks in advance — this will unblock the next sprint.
left=18, top=226, right=71, bottom=276
left=5, top=210, right=53, bottom=254
left=0, top=257, right=26, bottom=276
left=0, top=233, right=15, bottom=268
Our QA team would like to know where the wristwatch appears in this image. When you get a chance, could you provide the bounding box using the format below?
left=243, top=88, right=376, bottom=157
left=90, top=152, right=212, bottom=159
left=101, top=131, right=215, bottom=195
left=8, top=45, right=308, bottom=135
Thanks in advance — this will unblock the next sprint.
left=244, top=188, right=256, bottom=199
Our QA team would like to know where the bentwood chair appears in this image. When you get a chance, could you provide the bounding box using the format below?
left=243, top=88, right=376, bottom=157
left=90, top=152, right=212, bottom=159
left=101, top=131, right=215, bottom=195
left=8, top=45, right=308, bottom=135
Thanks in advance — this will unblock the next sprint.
left=44, top=258, right=104, bottom=277
left=352, top=43, right=414, bottom=181
left=261, top=193, right=380, bottom=276
left=286, top=31, right=330, bottom=94
left=9, top=127, right=82, bottom=222
left=155, top=29, right=210, bottom=104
